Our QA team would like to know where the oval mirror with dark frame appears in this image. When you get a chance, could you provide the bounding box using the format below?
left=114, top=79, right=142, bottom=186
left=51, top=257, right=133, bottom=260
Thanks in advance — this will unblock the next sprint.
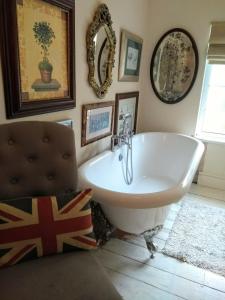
left=87, top=4, right=116, bottom=98
left=150, top=28, right=198, bottom=104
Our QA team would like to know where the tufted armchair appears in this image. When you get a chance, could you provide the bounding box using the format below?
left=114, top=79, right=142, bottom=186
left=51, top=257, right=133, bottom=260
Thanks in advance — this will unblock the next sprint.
left=0, top=121, right=121, bottom=300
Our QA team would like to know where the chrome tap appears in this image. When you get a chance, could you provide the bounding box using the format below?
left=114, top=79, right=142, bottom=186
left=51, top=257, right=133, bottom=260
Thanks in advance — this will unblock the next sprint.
left=111, top=113, right=133, bottom=151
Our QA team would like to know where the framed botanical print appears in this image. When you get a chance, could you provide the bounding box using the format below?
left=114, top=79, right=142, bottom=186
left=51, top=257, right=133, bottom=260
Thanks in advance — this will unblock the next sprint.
left=0, top=0, right=75, bottom=118
left=114, top=91, right=139, bottom=136
left=81, top=101, right=114, bottom=147
left=118, top=30, right=143, bottom=82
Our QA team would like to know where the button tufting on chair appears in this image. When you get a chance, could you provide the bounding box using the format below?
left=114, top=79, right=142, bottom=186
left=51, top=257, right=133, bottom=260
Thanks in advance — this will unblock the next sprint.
left=8, top=139, right=15, bottom=145
left=43, top=136, right=50, bottom=143
left=47, top=174, right=55, bottom=181
left=27, top=155, right=37, bottom=162
left=10, top=177, right=19, bottom=184
left=63, top=153, right=70, bottom=160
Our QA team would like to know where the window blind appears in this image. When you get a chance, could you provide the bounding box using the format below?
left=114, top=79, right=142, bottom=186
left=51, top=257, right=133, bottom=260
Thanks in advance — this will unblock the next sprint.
left=208, top=22, right=225, bottom=64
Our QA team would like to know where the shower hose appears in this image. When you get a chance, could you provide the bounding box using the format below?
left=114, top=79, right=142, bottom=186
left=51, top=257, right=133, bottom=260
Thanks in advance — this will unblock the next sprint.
left=124, top=134, right=133, bottom=185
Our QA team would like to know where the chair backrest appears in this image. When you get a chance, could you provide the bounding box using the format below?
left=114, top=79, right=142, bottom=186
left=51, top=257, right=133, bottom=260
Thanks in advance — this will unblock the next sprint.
left=0, top=121, right=77, bottom=200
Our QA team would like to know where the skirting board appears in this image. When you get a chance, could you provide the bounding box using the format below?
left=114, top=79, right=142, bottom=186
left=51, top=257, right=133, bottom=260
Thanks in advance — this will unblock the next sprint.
left=190, top=183, right=225, bottom=203
left=198, top=171, right=225, bottom=191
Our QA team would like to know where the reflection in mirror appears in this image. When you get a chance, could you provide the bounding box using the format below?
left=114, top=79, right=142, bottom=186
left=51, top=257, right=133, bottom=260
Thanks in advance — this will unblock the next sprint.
left=87, top=4, right=116, bottom=98
left=94, top=25, right=110, bottom=86
left=150, top=28, right=198, bottom=104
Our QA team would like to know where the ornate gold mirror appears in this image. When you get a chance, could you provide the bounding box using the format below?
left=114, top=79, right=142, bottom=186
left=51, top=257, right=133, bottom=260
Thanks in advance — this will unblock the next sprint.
left=87, top=4, right=116, bottom=98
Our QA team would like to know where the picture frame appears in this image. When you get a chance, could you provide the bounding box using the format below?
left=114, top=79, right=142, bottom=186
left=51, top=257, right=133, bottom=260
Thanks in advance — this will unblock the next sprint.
left=114, top=91, right=139, bottom=136
left=150, top=28, right=198, bottom=104
left=0, top=0, right=75, bottom=119
left=57, top=119, right=73, bottom=129
left=81, top=101, right=114, bottom=147
left=118, top=30, right=143, bottom=82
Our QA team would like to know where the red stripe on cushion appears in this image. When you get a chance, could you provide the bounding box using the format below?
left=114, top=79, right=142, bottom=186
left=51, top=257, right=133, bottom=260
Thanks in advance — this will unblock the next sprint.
left=61, top=189, right=92, bottom=214
left=37, top=196, right=58, bottom=255
left=73, top=236, right=97, bottom=247
left=0, top=210, right=22, bottom=222
left=2, top=244, right=34, bottom=267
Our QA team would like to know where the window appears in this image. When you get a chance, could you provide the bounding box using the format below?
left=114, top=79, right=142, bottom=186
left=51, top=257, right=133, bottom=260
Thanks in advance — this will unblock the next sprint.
left=196, top=22, right=225, bottom=143
left=196, top=64, right=225, bottom=140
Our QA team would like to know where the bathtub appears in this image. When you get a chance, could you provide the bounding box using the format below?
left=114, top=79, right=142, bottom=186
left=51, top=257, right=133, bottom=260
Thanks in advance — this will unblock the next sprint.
left=79, top=132, right=204, bottom=234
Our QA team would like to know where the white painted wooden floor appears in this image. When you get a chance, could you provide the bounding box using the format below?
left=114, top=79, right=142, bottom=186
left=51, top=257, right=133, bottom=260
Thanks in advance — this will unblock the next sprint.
left=94, top=185, right=225, bottom=300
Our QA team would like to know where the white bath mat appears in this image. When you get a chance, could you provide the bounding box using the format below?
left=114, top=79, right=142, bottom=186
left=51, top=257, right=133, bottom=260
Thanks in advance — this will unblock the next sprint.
left=162, top=198, right=225, bottom=277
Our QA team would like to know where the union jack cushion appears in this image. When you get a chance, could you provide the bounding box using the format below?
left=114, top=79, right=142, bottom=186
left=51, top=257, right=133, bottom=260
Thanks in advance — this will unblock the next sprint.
left=0, top=189, right=97, bottom=268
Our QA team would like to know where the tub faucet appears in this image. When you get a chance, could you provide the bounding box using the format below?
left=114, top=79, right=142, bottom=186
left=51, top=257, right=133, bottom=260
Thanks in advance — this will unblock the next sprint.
left=121, top=113, right=132, bottom=135
left=111, top=113, right=133, bottom=151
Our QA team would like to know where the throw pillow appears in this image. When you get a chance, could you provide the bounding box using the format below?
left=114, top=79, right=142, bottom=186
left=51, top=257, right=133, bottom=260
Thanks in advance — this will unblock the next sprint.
left=0, top=189, right=97, bottom=268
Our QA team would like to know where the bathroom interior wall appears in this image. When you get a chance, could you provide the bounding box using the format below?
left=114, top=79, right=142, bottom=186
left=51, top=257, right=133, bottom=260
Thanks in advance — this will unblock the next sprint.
left=0, top=0, right=150, bottom=165
left=139, top=0, right=225, bottom=190
left=140, top=0, right=225, bottom=135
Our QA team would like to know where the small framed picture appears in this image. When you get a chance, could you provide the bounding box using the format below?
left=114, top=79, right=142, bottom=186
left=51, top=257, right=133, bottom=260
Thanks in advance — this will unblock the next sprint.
left=57, top=119, right=73, bottom=128
left=118, top=30, right=143, bottom=82
left=81, top=101, right=114, bottom=146
left=114, top=91, right=139, bottom=136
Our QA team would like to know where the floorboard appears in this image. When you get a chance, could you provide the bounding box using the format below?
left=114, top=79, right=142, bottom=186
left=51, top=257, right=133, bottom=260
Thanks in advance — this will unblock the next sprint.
left=101, top=239, right=205, bottom=285
left=106, top=268, right=184, bottom=300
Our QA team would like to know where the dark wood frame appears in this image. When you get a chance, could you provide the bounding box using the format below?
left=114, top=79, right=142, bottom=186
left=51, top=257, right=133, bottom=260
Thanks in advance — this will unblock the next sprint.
left=114, top=91, right=139, bottom=135
left=81, top=101, right=114, bottom=147
left=150, top=28, right=198, bottom=104
left=0, top=0, right=75, bottom=119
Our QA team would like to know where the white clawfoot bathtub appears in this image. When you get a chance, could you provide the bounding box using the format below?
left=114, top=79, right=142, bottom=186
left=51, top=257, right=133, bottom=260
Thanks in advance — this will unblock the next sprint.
left=79, top=132, right=204, bottom=234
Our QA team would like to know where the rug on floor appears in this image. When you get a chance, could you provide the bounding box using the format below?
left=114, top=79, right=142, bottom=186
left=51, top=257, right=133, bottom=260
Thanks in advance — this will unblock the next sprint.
left=162, top=198, right=225, bottom=277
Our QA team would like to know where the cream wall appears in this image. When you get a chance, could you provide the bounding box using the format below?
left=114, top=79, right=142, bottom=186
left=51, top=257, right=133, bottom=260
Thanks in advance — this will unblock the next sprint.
left=0, top=0, right=150, bottom=165
left=198, top=143, right=225, bottom=190
left=139, top=0, right=225, bottom=190
left=140, top=0, right=225, bottom=135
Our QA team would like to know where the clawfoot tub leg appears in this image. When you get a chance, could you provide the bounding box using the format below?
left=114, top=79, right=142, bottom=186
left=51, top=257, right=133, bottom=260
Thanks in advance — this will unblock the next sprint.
left=143, top=225, right=163, bottom=259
